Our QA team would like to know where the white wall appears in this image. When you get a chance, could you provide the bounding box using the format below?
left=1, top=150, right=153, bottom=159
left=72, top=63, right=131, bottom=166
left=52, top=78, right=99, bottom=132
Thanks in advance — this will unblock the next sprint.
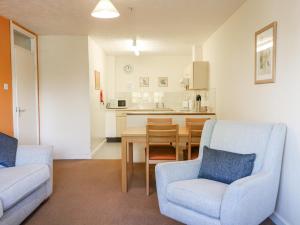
left=203, top=0, right=300, bottom=224
left=39, top=36, right=91, bottom=159
left=88, top=37, right=107, bottom=149
left=115, top=55, right=191, bottom=93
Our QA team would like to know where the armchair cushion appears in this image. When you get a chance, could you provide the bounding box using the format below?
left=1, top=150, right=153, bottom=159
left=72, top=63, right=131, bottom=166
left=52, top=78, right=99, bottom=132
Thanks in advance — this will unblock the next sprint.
left=0, top=164, right=50, bottom=210
left=0, top=133, right=18, bottom=167
left=198, top=146, right=256, bottom=184
left=166, top=179, right=228, bottom=218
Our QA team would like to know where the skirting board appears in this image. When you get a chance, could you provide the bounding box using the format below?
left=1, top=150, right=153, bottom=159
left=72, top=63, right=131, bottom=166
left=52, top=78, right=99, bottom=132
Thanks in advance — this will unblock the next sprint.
left=53, top=154, right=91, bottom=159
left=91, top=139, right=106, bottom=157
left=106, top=137, right=121, bottom=142
left=271, top=212, right=291, bottom=225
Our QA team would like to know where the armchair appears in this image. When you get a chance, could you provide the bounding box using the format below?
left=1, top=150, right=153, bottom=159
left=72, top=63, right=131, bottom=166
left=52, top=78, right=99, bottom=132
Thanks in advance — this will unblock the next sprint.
left=155, top=120, right=286, bottom=225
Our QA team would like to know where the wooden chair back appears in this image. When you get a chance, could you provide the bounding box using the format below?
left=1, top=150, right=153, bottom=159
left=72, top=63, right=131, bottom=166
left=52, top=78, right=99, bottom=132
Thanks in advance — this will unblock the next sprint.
left=147, top=118, right=172, bottom=125
left=185, top=118, right=209, bottom=127
left=146, top=124, right=178, bottom=146
left=187, top=123, right=205, bottom=159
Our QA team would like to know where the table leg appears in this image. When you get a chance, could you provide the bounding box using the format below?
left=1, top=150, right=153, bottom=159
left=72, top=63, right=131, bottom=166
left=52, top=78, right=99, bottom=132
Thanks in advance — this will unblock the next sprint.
left=128, top=142, right=133, bottom=174
left=121, top=137, right=128, bottom=192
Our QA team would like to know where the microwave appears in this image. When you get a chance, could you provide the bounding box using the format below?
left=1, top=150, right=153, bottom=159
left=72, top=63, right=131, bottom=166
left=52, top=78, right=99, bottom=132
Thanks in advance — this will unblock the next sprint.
left=106, top=99, right=127, bottom=109
left=118, top=100, right=126, bottom=107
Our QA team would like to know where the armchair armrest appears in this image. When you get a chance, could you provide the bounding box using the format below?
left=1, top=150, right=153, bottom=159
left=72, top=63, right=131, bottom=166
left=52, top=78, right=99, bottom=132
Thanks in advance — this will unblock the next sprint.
left=16, top=145, right=53, bottom=168
left=155, top=160, right=201, bottom=212
left=221, top=172, right=277, bottom=225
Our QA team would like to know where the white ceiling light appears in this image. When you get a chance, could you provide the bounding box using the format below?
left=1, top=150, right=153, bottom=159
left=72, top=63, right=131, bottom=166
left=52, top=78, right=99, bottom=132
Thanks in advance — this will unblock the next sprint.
left=91, top=0, right=120, bottom=19
left=132, top=38, right=140, bottom=56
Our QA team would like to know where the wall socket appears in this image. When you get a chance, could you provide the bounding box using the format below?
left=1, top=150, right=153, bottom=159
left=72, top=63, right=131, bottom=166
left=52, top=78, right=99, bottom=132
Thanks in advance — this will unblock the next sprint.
left=3, top=83, right=9, bottom=91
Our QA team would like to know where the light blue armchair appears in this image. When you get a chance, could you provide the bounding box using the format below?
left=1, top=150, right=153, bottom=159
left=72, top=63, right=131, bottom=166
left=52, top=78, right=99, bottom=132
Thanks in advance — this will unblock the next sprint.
left=155, top=120, right=286, bottom=225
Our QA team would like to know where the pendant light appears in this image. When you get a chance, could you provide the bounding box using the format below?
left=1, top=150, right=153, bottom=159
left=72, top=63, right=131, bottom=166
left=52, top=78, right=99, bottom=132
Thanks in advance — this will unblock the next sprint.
left=91, top=0, right=120, bottom=19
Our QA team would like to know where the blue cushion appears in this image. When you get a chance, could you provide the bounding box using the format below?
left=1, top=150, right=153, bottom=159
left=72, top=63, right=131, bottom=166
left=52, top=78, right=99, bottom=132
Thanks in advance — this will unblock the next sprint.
left=0, top=133, right=18, bottom=167
left=198, top=146, right=256, bottom=184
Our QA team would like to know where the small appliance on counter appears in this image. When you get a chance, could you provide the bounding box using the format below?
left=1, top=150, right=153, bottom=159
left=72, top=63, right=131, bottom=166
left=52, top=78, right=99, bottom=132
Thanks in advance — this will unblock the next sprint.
left=195, top=94, right=201, bottom=112
left=106, top=99, right=127, bottom=109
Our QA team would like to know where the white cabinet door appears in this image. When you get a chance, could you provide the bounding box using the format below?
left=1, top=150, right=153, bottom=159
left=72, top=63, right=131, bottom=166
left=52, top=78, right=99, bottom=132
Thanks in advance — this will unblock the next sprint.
left=105, top=111, right=116, bottom=137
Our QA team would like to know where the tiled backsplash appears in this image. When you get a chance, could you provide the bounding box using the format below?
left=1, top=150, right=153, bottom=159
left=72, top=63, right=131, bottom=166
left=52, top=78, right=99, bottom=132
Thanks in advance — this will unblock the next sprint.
left=114, top=89, right=216, bottom=112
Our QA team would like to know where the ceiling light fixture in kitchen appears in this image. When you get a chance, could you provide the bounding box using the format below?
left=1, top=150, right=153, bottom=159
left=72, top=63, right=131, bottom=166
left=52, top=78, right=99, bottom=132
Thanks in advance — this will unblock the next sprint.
left=132, top=38, right=140, bottom=56
left=91, top=0, right=120, bottom=19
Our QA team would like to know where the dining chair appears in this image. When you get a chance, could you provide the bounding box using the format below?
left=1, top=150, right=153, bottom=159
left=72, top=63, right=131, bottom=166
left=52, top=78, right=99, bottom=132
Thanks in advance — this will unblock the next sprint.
left=146, top=124, right=179, bottom=195
left=185, top=118, right=209, bottom=127
left=147, top=118, right=173, bottom=124
left=184, top=118, right=209, bottom=160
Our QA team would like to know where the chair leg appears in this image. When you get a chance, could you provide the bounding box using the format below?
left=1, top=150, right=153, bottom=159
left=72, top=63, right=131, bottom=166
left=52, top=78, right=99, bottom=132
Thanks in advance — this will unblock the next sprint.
left=146, top=160, right=150, bottom=196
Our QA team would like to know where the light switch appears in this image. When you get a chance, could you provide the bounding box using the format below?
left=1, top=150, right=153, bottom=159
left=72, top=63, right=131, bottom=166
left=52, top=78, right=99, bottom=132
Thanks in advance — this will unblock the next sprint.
left=3, top=83, right=9, bottom=91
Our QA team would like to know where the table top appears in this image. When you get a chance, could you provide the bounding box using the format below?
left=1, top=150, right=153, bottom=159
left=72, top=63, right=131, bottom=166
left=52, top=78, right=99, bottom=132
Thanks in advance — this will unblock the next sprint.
left=122, top=127, right=189, bottom=137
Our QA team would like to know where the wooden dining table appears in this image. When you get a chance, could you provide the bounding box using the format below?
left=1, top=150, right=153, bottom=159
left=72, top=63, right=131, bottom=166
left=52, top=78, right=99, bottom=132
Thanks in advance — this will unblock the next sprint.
left=121, top=127, right=189, bottom=192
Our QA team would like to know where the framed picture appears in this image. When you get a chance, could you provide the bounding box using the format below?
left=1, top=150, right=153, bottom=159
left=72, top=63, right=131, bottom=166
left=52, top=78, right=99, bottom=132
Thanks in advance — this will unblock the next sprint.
left=255, top=22, right=277, bottom=84
left=94, top=70, right=100, bottom=90
left=139, top=77, right=149, bottom=87
left=158, top=77, right=168, bottom=87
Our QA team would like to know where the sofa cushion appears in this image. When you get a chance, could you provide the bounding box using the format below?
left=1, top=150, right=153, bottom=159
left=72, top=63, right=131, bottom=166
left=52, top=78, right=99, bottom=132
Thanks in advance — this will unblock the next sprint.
left=0, top=133, right=18, bottom=167
left=198, top=146, right=256, bottom=184
left=166, top=179, right=227, bottom=218
left=0, top=164, right=49, bottom=210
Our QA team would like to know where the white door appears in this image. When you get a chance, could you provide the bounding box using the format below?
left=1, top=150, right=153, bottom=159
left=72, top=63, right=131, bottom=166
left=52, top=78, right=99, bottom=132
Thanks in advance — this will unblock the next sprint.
left=13, top=45, right=39, bottom=144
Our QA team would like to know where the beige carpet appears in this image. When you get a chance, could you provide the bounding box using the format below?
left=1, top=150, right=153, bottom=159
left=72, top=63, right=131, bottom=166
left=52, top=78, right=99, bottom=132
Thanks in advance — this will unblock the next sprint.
left=22, top=160, right=275, bottom=225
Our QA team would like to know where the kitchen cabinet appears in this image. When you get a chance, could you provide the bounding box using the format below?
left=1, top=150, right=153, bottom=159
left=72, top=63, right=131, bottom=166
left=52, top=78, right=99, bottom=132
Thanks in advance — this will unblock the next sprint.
left=116, top=111, right=127, bottom=137
left=105, top=111, right=116, bottom=137
left=184, top=61, right=209, bottom=90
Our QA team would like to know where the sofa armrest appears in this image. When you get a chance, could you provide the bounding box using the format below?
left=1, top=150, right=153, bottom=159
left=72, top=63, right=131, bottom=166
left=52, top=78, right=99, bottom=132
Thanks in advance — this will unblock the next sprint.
left=221, top=172, right=276, bottom=225
left=155, top=160, right=201, bottom=212
left=16, top=145, right=53, bottom=197
left=16, top=145, right=53, bottom=168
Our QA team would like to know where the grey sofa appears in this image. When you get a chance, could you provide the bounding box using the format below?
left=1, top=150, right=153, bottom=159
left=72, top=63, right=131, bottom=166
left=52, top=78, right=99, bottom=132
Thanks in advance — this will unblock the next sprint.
left=155, top=120, right=286, bottom=225
left=0, top=145, right=53, bottom=225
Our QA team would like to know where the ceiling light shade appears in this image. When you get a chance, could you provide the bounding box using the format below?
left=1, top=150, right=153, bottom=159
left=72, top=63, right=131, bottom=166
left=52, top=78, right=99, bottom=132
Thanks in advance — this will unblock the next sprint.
left=91, top=0, right=120, bottom=19
left=132, top=38, right=140, bottom=56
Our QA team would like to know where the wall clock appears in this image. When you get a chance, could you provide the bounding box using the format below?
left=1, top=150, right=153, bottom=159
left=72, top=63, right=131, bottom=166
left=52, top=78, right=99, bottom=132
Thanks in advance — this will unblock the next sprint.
left=123, top=64, right=133, bottom=73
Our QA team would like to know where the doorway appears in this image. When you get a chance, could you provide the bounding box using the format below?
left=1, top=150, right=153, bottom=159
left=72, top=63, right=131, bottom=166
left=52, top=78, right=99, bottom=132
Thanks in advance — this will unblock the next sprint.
left=10, top=22, right=39, bottom=145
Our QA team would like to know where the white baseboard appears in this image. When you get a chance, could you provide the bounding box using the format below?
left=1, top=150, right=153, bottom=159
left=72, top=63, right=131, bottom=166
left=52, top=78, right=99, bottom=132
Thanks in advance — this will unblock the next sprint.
left=91, top=139, right=106, bottom=157
left=53, top=153, right=92, bottom=159
left=271, top=212, right=291, bottom=225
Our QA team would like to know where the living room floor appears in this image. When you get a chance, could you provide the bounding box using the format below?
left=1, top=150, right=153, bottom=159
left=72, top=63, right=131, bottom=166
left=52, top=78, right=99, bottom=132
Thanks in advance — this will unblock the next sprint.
left=22, top=159, right=275, bottom=225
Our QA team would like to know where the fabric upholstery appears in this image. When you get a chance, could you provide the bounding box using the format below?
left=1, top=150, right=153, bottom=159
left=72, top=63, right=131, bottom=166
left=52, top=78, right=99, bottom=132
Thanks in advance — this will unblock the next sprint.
left=0, top=164, right=49, bottom=210
left=0, top=145, right=53, bottom=225
left=149, top=146, right=176, bottom=160
left=198, top=146, right=256, bottom=184
left=155, top=120, right=287, bottom=225
left=0, top=133, right=18, bottom=167
left=0, top=184, right=48, bottom=225
left=208, top=121, right=273, bottom=173
left=167, top=179, right=227, bottom=218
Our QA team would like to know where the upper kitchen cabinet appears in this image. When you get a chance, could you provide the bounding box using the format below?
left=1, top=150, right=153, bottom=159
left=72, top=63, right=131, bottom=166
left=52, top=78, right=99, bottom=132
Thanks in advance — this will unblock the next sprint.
left=184, top=61, right=209, bottom=90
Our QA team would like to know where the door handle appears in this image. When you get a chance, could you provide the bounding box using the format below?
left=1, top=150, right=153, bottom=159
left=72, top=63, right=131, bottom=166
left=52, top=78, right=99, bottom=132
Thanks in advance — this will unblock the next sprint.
left=16, top=107, right=26, bottom=117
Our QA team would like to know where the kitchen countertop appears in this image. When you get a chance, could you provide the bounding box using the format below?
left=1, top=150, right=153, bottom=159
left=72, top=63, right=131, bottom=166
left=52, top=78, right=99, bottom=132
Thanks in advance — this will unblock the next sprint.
left=126, top=111, right=216, bottom=115
left=106, top=108, right=174, bottom=112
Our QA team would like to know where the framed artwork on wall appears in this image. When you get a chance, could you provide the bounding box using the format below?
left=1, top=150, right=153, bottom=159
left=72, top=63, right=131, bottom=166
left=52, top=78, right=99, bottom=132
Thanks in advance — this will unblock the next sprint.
left=255, top=22, right=277, bottom=84
left=158, top=77, right=168, bottom=87
left=139, top=77, right=149, bottom=87
left=94, top=70, right=100, bottom=90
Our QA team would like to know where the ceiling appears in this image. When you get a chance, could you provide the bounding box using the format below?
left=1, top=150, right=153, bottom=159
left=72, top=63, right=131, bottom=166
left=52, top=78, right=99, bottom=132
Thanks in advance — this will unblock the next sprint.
left=0, top=0, right=246, bottom=55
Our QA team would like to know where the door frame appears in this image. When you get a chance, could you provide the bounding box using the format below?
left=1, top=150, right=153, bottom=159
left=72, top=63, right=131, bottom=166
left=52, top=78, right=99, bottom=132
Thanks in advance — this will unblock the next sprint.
left=10, top=21, right=40, bottom=144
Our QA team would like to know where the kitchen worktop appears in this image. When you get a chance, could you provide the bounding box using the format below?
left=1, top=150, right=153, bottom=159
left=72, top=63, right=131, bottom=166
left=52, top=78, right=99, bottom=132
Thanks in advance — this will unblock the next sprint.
left=126, top=111, right=216, bottom=115
left=106, top=107, right=174, bottom=112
